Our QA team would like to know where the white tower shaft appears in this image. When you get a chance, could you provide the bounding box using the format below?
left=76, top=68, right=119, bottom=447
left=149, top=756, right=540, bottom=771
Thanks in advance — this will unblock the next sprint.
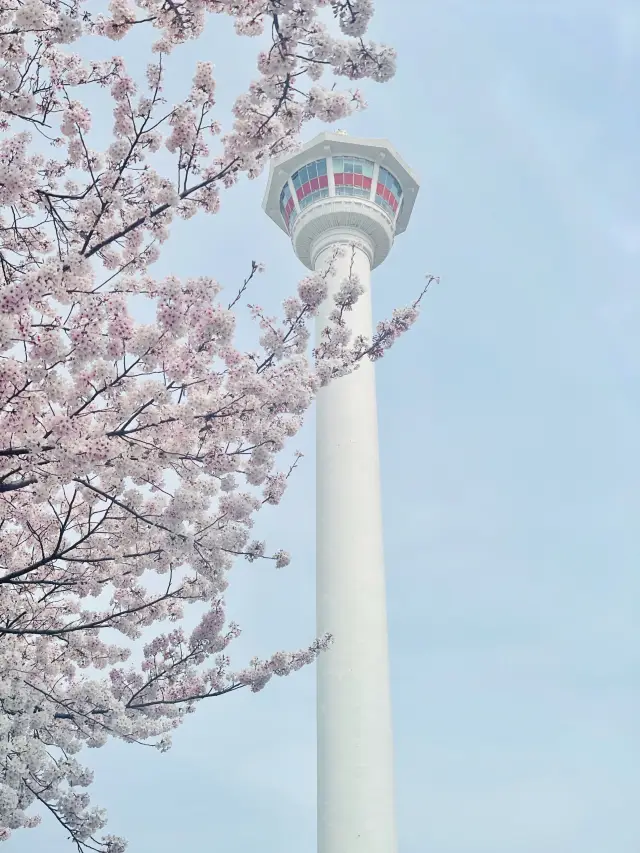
left=315, top=233, right=397, bottom=853
left=262, top=130, right=419, bottom=853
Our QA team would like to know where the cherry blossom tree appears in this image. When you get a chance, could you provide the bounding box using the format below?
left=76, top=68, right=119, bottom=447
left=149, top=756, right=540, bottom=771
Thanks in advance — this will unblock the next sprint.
left=0, top=0, right=432, bottom=848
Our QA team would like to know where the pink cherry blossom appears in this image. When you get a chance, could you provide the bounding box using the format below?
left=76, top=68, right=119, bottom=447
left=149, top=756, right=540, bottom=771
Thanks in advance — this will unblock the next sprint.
left=0, top=0, right=432, bottom=848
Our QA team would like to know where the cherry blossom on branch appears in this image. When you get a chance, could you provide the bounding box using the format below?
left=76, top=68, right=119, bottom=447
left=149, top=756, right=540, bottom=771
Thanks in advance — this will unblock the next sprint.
left=0, top=0, right=431, bottom=849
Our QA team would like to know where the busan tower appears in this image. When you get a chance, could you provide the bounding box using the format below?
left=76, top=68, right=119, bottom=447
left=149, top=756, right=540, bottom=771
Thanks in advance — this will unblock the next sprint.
left=263, top=131, right=419, bottom=853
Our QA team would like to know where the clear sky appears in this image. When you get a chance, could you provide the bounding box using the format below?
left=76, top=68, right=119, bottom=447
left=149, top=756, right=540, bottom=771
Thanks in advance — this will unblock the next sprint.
left=10, top=1, right=639, bottom=851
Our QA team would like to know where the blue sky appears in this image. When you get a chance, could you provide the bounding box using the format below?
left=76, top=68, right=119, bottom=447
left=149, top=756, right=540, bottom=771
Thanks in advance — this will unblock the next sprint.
left=10, top=1, right=639, bottom=851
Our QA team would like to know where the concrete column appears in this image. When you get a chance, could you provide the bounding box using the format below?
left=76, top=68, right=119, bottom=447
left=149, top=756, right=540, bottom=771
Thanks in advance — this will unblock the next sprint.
left=314, top=234, right=397, bottom=853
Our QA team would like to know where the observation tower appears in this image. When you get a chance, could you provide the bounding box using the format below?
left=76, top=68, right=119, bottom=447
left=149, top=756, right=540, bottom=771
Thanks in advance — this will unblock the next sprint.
left=263, top=131, right=419, bottom=853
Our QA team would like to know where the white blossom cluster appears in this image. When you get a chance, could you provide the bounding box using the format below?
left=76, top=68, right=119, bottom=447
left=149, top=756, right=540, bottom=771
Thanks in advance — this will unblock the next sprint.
left=0, top=0, right=429, bottom=848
